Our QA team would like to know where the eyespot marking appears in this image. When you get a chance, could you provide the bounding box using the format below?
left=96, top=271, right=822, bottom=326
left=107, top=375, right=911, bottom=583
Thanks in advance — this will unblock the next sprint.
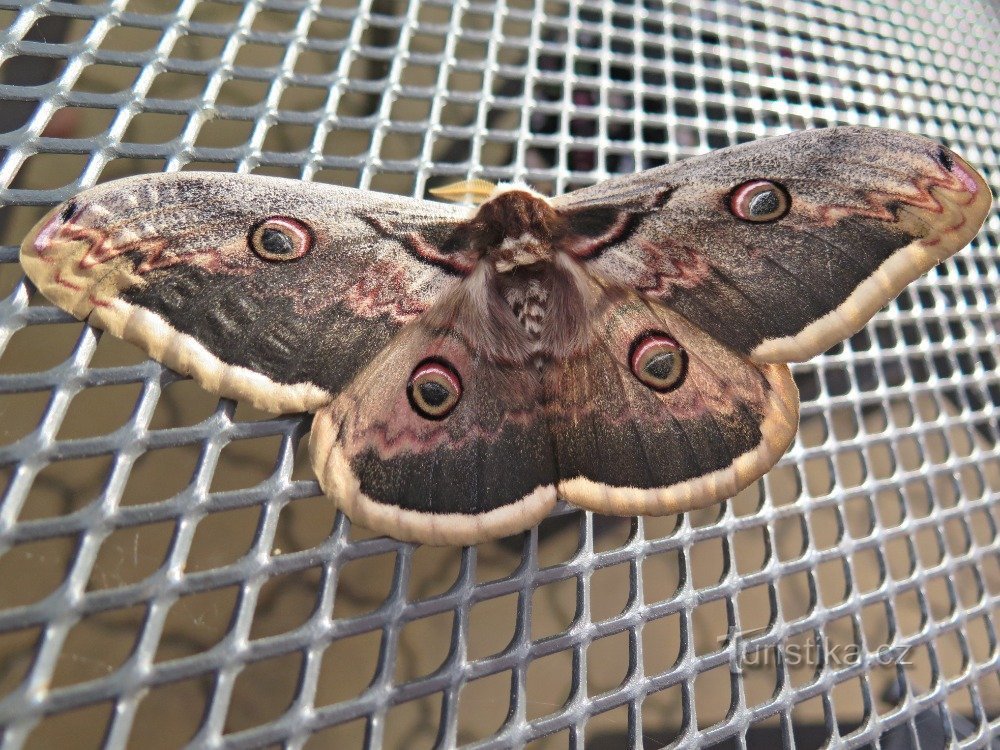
left=249, top=216, right=313, bottom=261
left=629, top=331, right=686, bottom=392
left=407, top=359, right=462, bottom=419
left=729, top=180, right=790, bottom=223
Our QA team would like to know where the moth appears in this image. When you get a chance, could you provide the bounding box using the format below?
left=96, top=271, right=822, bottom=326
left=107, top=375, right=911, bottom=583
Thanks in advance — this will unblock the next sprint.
left=20, top=127, right=991, bottom=545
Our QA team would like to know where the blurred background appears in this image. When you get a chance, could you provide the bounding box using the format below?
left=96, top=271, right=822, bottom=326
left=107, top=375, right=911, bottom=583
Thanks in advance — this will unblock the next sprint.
left=0, top=0, right=998, bottom=747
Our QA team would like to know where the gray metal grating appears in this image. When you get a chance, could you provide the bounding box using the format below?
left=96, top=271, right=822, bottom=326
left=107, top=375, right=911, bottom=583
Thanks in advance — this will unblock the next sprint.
left=0, top=0, right=999, bottom=747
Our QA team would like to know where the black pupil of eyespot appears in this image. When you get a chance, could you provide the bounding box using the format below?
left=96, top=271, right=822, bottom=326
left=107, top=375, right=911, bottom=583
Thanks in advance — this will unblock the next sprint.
left=645, top=351, right=676, bottom=380
left=261, top=227, right=294, bottom=255
left=748, top=189, right=779, bottom=216
left=937, top=147, right=954, bottom=170
left=418, top=381, right=450, bottom=408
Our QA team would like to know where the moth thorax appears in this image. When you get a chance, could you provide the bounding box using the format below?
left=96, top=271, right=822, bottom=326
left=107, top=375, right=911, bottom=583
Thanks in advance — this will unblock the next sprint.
left=477, top=188, right=558, bottom=272
left=493, top=233, right=552, bottom=273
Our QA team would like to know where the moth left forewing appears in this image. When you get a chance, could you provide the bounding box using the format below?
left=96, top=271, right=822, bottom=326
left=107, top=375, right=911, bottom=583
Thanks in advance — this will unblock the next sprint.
left=20, top=173, right=472, bottom=413
left=551, top=126, right=991, bottom=364
left=549, top=288, right=799, bottom=515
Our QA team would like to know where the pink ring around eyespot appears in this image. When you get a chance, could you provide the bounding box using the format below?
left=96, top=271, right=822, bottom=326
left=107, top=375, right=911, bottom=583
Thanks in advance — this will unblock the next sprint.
left=630, top=333, right=679, bottom=374
left=729, top=180, right=771, bottom=220
left=412, top=361, right=462, bottom=396
left=263, top=216, right=313, bottom=255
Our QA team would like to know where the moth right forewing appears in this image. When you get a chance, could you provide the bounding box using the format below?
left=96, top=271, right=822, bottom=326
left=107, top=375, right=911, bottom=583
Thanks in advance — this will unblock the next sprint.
left=551, top=127, right=990, bottom=363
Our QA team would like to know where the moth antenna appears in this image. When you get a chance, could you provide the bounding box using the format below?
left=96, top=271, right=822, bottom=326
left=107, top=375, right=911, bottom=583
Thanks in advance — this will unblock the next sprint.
left=430, top=179, right=498, bottom=205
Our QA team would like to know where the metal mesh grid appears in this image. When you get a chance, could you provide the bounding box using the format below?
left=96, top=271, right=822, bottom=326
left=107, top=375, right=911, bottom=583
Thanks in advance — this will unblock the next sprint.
left=0, top=0, right=998, bottom=747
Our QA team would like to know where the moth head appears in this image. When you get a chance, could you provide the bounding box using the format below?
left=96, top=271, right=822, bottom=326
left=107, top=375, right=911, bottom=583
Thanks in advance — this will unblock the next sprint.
left=729, top=180, right=790, bottom=223
left=249, top=216, right=313, bottom=261
left=629, top=332, right=687, bottom=392
left=476, top=186, right=560, bottom=267
left=407, top=359, right=462, bottom=419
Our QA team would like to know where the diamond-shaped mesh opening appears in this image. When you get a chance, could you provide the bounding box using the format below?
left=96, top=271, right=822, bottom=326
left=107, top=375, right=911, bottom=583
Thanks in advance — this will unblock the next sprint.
left=1, top=0, right=999, bottom=747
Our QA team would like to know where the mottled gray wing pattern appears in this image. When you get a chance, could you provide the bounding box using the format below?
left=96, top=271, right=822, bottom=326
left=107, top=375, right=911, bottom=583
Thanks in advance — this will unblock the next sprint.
left=21, top=172, right=472, bottom=412
left=551, top=127, right=991, bottom=363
